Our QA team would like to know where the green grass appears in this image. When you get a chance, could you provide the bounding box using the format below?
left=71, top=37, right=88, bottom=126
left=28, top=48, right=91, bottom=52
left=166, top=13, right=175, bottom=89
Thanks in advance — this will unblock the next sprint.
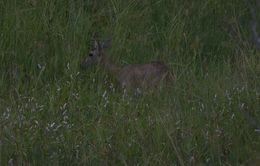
left=0, top=0, right=260, bottom=165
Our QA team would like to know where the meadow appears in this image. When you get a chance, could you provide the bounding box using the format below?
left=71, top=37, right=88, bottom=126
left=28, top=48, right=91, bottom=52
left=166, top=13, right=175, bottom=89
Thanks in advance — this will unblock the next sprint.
left=0, top=0, right=260, bottom=165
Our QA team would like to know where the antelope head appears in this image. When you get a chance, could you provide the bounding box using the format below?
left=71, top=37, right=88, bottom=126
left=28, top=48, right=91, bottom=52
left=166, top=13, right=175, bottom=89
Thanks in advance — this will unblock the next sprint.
left=81, top=39, right=112, bottom=68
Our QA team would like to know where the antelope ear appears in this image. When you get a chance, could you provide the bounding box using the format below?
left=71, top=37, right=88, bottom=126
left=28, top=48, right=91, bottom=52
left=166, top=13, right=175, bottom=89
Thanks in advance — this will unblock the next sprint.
left=94, top=40, right=102, bottom=51
left=101, top=38, right=112, bottom=49
left=94, top=40, right=99, bottom=48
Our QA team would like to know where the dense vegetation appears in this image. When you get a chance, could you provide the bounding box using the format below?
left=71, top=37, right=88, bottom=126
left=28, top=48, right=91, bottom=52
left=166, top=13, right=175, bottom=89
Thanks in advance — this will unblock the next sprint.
left=0, top=0, right=259, bottom=165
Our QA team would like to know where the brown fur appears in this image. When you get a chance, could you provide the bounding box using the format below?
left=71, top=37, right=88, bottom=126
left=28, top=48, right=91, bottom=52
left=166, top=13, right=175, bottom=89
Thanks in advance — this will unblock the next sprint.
left=81, top=40, right=174, bottom=90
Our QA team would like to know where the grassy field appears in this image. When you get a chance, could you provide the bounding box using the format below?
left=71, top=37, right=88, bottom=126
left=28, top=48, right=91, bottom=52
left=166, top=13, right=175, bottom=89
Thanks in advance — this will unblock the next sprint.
left=0, top=0, right=260, bottom=165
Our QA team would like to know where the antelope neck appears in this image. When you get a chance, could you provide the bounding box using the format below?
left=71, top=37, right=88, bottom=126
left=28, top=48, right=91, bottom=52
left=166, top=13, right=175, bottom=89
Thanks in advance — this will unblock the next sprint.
left=100, top=54, right=120, bottom=76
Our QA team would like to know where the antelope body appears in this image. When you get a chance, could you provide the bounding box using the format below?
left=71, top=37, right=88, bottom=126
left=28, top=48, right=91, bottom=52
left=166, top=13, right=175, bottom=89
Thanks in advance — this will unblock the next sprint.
left=81, top=39, right=173, bottom=90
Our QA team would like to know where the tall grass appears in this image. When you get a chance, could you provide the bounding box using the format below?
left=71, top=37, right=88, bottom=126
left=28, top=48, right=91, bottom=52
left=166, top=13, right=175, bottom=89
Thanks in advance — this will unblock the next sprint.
left=0, top=0, right=259, bottom=165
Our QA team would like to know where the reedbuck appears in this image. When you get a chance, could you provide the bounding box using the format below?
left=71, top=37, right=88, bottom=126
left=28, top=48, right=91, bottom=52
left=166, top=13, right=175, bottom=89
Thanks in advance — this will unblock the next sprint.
left=81, top=39, right=174, bottom=90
